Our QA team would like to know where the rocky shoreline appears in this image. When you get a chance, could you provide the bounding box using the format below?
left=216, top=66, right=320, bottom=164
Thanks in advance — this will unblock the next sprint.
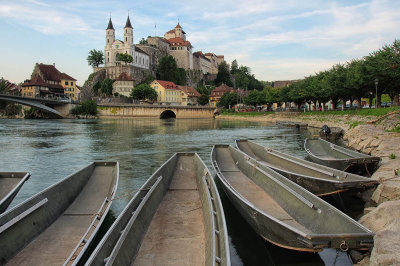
left=217, top=112, right=400, bottom=265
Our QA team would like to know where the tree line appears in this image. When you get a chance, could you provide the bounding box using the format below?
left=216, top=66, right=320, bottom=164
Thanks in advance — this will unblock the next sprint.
left=276, top=40, right=399, bottom=110
left=217, top=40, right=400, bottom=110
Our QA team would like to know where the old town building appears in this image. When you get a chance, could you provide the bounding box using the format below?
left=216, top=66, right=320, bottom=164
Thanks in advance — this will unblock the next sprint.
left=100, top=16, right=151, bottom=81
left=164, top=23, right=193, bottom=70
left=210, top=83, right=234, bottom=107
left=150, top=80, right=182, bottom=105
left=112, top=72, right=135, bottom=97
left=21, top=63, right=78, bottom=100
left=177, top=85, right=201, bottom=106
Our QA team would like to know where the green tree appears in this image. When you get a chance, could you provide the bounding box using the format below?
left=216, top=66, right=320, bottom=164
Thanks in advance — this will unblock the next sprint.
left=100, top=78, right=113, bottom=96
left=215, top=61, right=233, bottom=87
left=139, top=38, right=148, bottom=45
left=264, top=86, right=279, bottom=110
left=130, top=83, right=157, bottom=102
left=118, top=53, right=133, bottom=65
left=244, top=90, right=266, bottom=106
left=231, top=59, right=239, bottom=74
left=71, top=100, right=98, bottom=116
left=197, top=94, right=210, bottom=106
left=217, top=92, right=237, bottom=108
left=87, top=49, right=104, bottom=68
left=157, top=56, right=186, bottom=85
left=138, top=74, right=155, bottom=85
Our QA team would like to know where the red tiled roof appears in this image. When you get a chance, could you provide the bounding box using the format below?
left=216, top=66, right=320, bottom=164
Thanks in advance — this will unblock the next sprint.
left=34, top=63, right=76, bottom=84
left=22, top=75, right=47, bottom=87
left=217, top=55, right=224, bottom=59
left=213, top=83, right=233, bottom=92
left=60, top=72, right=77, bottom=81
left=204, top=53, right=215, bottom=57
left=177, top=85, right=201, bottom=97
left=193, top=51, right=211, bottom=61
left=37, top=64, right=62, bottom=82
left=166, top=29, right=175, bottom=34
left=154, top=80, right=178, bottom=90
left=175, top=23, right=182, bottom=29
left=116, top=72, right=134, bottom=81
left=167, top=37, right=192, bottom=47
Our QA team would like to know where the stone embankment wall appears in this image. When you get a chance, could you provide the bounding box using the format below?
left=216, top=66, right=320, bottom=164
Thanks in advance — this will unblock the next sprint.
left=97, top=105, right=215, bottom=119
left=344, top=123, right=400, bottom=265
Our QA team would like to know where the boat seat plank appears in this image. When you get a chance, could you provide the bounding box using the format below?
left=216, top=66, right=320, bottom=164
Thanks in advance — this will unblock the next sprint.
left=133, top=156, right=205, bottom=266
left=218, top=156, right=312, bottom=234
left=0, top=178, right=22, bottom=198
left=7, top=166, right=114, bottom=265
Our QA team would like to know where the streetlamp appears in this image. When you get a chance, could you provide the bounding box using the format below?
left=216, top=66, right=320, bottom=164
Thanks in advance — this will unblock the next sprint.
left=374, top=78, right=378, bottom=108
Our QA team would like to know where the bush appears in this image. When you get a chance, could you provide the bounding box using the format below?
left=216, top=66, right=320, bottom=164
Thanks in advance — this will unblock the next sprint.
left=71, top=100, right=98, bottom=116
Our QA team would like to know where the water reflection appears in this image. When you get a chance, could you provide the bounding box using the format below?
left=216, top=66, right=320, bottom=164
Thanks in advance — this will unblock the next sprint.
left=0, top=118, right=354, bottom=265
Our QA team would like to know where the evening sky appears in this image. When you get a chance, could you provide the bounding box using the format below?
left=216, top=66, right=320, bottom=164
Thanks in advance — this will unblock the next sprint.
left=0, top=0, right=399, bottom=85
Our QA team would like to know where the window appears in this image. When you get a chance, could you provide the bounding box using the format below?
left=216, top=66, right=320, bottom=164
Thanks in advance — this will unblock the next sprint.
left=65, top=81, right=69, bottom=85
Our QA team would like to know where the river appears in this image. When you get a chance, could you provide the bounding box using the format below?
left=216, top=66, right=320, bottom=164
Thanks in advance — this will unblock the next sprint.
left=0, top=118, right=353, bottom=265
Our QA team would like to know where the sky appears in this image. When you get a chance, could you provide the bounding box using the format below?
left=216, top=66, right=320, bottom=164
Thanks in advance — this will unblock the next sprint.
left=0, top=0, right=399, bottom=86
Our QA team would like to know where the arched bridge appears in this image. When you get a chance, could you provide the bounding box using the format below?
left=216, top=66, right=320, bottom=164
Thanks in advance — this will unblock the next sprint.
left=0, top=94, right=69, bottom=118
left=97, top=103, right=217, bottom=119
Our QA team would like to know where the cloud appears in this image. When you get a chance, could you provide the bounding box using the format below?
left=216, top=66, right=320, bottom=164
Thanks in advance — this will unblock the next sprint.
left=0, top=2, right=99, bottom=36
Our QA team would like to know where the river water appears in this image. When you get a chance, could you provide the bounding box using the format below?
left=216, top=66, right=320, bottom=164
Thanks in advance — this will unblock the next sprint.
left=0, top=118, right=353, bottom=265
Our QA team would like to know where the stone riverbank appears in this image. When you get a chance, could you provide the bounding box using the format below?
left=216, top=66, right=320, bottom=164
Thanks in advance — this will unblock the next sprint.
left=216, top=112, right=400, bottom=265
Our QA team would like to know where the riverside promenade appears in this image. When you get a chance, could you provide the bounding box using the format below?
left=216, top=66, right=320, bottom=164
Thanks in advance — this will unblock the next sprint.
left=217, top=110, right=400, bottom=265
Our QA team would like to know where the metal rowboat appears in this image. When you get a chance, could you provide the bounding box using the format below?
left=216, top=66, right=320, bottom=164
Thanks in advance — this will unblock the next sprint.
left=212, top=144, right=374, bottom=252
left=0, top=162, right=119, bottom=265
left=236, top=139, right=378, bottom=196
left=0, top=172, right=30, bottom=214
left=86, top=153, right=230, bottom=266
left=305, top=138, right=381, bottom=175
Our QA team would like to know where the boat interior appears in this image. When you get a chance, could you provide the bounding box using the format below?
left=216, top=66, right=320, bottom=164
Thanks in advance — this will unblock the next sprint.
left=4, top=164, right=117, bottom=265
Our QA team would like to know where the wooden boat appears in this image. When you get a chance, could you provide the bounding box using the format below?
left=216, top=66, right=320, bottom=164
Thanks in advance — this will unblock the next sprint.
left=236, top=140, right=378, bottom=196
left=0, top=162, right=119, bottom=265
left=276, top=120, right=308, bottom=129
left=304, top=138, right=381, bottom=175
left=86, top=153, right=230, bottom=266
left=0, top=172, right=30, bottom=214
left=212, top=145, right=374, bottom=252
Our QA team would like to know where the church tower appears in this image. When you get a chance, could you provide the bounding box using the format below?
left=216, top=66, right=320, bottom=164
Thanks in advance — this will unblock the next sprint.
left=106, top=17, right=115, bottom=46
left=105, top=17, right=115, bottom=66
left=124, top=15, right=133, bottom=46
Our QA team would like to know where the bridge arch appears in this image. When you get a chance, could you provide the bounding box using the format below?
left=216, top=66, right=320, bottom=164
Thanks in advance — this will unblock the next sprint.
left=160, top=110, right=176, bottom=119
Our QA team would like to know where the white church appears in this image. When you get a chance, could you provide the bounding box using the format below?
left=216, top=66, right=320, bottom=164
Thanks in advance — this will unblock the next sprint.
left=104, top=16, right=149, bottom=72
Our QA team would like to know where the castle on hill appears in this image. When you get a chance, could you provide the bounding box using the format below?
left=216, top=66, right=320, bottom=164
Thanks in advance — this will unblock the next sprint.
left=96, top=15, right=225, bottom=86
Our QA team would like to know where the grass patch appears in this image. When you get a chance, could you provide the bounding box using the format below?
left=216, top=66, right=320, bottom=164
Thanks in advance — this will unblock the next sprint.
left=387, top=126, right=400, bottom=133
left=389, top=153, right=397, bottom=159
left=349, top=121, right=364, bottom=129
left=220, top=110, right=270, bottom=117
left=300, top=106, right=400, bottom=117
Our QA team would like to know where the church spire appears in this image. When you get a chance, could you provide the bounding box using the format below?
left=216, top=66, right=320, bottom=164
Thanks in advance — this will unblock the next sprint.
left=125, top=15, right=132, bottom=28
left=107, top=17, right=114, bottom=30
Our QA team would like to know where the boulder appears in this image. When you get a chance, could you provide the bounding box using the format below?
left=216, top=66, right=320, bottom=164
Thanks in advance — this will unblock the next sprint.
left=371, top=180, right=400, bottom=204
left=358, top=200, right=400, bottom=266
